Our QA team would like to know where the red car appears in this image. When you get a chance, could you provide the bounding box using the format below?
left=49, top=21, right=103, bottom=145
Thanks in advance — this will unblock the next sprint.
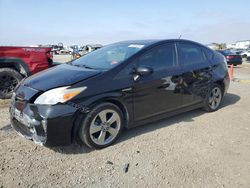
left=0, top=46, right=53, bottom=99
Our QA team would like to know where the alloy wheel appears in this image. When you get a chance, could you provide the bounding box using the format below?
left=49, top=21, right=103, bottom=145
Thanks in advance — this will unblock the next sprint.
left=0, top=74, right=19, bottom=94
left=209, top=87, right=222, bottom=110
left=89, top=109, right=121, bottom=146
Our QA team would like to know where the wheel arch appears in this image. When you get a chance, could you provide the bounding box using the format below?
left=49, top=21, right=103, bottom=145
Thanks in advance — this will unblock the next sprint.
left=101, top=98, right=129, bottom=126
left=215, top=79, right=225, bottom=94
left=85, top=97, right=130, bottom=128
left=0, top=58, right=30, bottom=77
left=71, top=96, right=130, bottom=144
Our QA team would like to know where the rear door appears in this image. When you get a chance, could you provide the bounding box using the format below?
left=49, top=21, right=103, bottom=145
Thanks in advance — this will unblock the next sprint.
left=132, top=42, right=183, bottom=121
left=177, top=42, right=213, bottom=106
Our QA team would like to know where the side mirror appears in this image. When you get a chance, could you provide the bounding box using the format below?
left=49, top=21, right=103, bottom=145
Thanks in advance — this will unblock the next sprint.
left=133, top=66, right=153, bottom=76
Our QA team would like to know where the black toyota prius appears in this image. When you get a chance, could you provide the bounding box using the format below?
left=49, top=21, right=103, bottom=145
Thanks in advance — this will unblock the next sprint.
left=10, top=39, right=230, bottom=149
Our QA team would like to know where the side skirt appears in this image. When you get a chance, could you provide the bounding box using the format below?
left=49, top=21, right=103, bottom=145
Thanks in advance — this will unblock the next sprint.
left=127, top=102, right=204, bottom=129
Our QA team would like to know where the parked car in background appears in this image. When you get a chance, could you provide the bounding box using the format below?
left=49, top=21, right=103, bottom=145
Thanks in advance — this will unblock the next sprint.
left=10, top=39, right=229, bottom=149
left=0, top=46, right=53, bottom=99
left=82, top=44, right=103, bottom=55
left=58, top=48, right=71, bottom=54
left=51, top=44, right=64, bottom=54
left=216, top=50, right=242, bottom=66
left=230, top=48, right=244, bottom=55
left=241, top=50, right=250, bottom=58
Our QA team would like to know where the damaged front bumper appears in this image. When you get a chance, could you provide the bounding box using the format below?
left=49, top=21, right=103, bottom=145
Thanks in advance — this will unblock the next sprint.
left=10, top=95, right=79, bottom=146
left=10, top=106, right=46, bottom=145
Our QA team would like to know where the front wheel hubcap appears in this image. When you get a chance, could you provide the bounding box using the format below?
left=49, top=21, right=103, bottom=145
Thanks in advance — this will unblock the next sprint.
left=209, top=87, right=222, bottom=110
left=89, top=109, right=121, bottom=145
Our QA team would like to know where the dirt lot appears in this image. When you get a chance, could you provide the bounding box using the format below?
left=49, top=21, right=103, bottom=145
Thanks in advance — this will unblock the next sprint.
left=0, top=62, right=250, bottom=188
left=53, top=54, right=72, bottom=63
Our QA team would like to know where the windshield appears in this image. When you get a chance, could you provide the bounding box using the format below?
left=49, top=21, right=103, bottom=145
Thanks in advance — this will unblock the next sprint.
left=217, top=50, right=236, bottom=55
left=221, top=50, right=236, bottom=55
left=72, top=42, right=146, bottom=70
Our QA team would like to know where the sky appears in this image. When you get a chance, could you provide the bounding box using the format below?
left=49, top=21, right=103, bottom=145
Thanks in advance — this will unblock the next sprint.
left=0, top=0, right=250, bottom=46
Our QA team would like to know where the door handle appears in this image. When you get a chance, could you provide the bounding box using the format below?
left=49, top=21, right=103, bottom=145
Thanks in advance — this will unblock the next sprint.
left=122, top=87, right=133, bottom=92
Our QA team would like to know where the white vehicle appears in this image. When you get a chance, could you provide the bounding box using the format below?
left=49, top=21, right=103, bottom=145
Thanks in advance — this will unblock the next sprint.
left=241, top=50, right=250, bottom=58
left=58, top=48, right=71, bottom=54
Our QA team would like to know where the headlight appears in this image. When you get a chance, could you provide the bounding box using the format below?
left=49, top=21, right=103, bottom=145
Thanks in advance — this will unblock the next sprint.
left=34, top=86, right=87, bottom=105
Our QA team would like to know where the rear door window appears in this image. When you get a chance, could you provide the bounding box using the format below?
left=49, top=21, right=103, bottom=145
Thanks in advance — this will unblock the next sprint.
left=178, top=42, right=207, bottom=65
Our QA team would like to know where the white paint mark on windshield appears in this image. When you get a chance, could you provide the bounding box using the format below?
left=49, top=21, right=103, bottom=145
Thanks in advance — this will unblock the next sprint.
left=128, top=44, right=145, bottom=49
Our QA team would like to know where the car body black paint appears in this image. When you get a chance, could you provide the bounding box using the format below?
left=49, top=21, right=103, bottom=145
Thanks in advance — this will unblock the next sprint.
left=9, top=39, right=230, bottom=146
left=23, top=63, right=101, bottom=91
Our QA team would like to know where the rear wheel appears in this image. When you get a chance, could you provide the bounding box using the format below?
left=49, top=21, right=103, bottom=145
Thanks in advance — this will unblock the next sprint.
left=78, top=102, right=124, bottom=149
left=203, top=84, right=223, bottom=112
left=0, top=68, right=23, bottom=99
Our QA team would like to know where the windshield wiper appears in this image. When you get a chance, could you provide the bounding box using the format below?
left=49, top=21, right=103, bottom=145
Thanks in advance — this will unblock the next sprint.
left=74, top=64, right=97, bottom=69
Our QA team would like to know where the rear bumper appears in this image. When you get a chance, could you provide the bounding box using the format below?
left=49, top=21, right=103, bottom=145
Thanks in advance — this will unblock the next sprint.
left=10, top=102, right=78, bottom=146
left=227, top=60, right=242, bottom=65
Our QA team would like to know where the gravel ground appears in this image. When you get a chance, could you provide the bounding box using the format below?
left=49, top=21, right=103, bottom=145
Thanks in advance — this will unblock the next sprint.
left=0, top=63, right=250, bottom=188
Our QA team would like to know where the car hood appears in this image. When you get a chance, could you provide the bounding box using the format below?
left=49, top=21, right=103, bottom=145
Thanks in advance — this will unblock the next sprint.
left=23, top=64, right=101, bottom=91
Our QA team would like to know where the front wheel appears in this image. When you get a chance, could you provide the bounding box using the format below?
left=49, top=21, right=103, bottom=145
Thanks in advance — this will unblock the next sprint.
left=203, top=84, right=223, bottom=112
left=78, top=102, right=124, bottom=149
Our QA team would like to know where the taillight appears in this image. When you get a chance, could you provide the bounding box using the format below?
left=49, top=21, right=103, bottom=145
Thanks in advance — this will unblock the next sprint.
left=226, top=55, right=234, bottom=59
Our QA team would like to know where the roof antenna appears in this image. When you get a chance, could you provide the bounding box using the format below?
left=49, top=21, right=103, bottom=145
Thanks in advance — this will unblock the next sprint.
left=178, top=35, right=182, bottom=39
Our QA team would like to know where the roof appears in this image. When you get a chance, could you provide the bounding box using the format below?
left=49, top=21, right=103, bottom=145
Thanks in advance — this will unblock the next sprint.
left=114, top=39, right=205, bottom=46
left=115, top=39, right=161, bottom=45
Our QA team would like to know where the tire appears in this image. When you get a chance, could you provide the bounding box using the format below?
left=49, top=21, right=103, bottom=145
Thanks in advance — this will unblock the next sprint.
left=78, top=102, right=124, bottom=149
left=203, top=84, right=223, bottom=112
left=0, top=68, right=23, bottom=99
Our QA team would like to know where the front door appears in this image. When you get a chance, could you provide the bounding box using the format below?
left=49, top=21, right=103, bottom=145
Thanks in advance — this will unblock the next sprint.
left=132, top=43, right=183, bottom=121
